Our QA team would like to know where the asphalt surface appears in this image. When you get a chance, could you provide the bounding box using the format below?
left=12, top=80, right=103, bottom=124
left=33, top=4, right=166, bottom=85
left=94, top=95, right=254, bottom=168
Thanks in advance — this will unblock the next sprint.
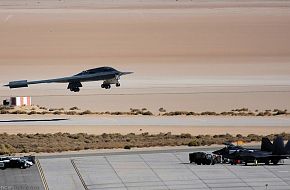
left=1, top=116, right=290, bottom=126
left=0, top=165, right=44, bottom=190
left=38, top=149, right=290, bottom=190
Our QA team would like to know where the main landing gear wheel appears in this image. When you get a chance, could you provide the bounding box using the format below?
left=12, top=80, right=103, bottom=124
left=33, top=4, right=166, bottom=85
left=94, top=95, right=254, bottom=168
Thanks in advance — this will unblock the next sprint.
left=101, top=84, right=111, bottom=89
left=116, top=83, right=120, bottom=87
left=71, top=87, right=80, bottom=92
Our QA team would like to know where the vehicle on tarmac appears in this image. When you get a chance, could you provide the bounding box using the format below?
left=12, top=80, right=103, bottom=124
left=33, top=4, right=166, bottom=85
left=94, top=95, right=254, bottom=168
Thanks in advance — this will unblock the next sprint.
left=213, top=136, right=290, bottom=165
left=0, top=161, right=6, bottom=170
left=189, top=152, right=220, bottom=165
left=23, top=155, right=36, bottom=164
left=7, top=158, right=30, bottom=169
left=0, top=156, right=34, bottom=169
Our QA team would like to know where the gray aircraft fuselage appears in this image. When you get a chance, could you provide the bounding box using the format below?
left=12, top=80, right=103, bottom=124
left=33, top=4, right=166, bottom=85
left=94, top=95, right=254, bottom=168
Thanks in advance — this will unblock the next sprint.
left=4, top=66, right=133, bottom=92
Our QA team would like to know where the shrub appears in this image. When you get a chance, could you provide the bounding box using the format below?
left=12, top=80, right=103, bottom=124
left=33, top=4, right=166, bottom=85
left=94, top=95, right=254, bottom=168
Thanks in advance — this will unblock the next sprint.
left=0, top=110, right=9, bottom=114
left=274, top=109, right=287, bottom=115
left=181, top=133, right=192, bottom=138
left=39, top=106, right=47, bottom=110
left=53, top=111, right=62, bottom=115
left=80, top=110, right=92, bottom=115
left=28, top=111, right=37, bottom=115
left=0, top=132, right=289, bottom=154
left=124, top=145, right=131, bottom=149
left=70, top=107, right=80, bottom=111
left=65, top=111, right=77, bottom=115
left=0, top=144, right=16, bottom=155
left=188, top=140, right=200, bottom=146
left=142, top=111, right=153, bottom=116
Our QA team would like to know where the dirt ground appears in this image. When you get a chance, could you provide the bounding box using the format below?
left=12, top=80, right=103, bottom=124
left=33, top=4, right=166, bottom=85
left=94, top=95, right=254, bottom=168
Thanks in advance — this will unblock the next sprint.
left=0, top=1, right=289, bottom=136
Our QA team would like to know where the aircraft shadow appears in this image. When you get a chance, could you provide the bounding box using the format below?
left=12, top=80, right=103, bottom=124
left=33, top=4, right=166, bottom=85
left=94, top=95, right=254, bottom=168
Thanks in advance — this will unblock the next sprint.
left=0, top=118, right=68, bottom=123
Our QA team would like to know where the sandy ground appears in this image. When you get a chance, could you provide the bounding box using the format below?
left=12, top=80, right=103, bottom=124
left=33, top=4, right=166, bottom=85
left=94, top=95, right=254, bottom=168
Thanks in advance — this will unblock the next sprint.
left=0, top=0, right=290, bottom=113
left=0, top=1, right=290, bottom=136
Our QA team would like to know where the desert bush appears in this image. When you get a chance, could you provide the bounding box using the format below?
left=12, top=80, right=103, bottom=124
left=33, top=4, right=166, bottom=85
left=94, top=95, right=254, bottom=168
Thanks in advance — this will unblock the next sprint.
left=124, top=145, right=131, bottom=149
left=10, top=110, right=27, bottom=114
left=39, top=106, right=47, bottom=110
left=65, top=111, right=77, bottom=115
left=274, top=109, right=287, bottom=115
left=257, top=112, right=265, bottom=116
left=201, top=111, right=217, bottom=116
left=247, top=134, right=261, bottom=141
left=181, top=133, right=192, bottom=138
left=0, top=143, right=16, bottom=155
left=0, top=110, right=9, bottom=114
left=0, top=132, right=289, bottom=154
left=142, top=111, right=153, bottom=116
left=188, top=140, right=200, bottom=146
left=186, top=112, right=196, bottom=116
left=53, top=111, right=62, bottom=115
left=70, top=106, right=80, bottom=111
left=111, top=111, right=127, bottom=115
left=28, top=111, right=37, bottom=115
left=80, top=110, right=92, bottom=115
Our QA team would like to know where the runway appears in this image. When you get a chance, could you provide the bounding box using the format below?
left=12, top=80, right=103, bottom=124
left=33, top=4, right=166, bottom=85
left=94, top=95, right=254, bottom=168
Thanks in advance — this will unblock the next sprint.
left=1, top=115, right=290, bottom=127
left=1, top=115, right=290, bottom=135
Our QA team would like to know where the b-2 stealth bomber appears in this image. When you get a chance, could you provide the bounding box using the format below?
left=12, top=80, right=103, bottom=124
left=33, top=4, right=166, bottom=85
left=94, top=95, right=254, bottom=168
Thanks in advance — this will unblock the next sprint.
left=4, top=67, right=133, bottom=92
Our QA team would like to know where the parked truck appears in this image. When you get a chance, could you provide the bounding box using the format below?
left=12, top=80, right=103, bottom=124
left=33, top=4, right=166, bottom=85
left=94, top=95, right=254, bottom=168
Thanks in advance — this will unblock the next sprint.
left=189, top=152, right=220, bottom=165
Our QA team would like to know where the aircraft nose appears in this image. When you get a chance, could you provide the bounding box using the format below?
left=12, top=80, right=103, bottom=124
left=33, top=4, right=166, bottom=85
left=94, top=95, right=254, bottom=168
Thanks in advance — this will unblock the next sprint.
left=120, top=71, right=133, bottom=75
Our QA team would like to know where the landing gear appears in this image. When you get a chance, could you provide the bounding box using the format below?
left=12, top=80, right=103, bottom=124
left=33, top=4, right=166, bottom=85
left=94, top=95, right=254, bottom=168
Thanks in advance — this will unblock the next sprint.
left=272, top=159, right=279, bottom=165
left=68, top=82, right=82, bottom=92
left=116, top=83, right=120, bottom=87
left=71, top=87, right=80, bottom=92
left=101, top=83, right=111, bottom=89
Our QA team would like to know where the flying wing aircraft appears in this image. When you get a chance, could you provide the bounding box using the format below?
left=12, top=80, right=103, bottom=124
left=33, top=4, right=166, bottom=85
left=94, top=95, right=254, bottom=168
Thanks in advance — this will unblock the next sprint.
left=4, top=67, right=133, bottom=92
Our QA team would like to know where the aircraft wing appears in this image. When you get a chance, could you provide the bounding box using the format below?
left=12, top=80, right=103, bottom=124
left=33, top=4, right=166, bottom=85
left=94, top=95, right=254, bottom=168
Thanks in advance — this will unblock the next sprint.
left=4, top=76, right=77, bottom=89
left=27, top=76, right=80, bottom=84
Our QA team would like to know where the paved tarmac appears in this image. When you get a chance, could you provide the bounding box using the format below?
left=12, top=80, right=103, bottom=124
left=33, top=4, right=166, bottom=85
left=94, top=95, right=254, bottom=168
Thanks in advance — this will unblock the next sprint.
left=38, top=149, right=290, bottom=190
left=1, top=116, right=290, bottom=127
left=0, top=165, right=44, bottom=190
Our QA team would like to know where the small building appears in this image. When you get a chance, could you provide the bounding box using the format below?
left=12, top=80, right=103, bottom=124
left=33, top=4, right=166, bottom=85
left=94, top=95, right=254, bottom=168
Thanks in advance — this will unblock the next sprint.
left=2, top=96, right=31, bottom=107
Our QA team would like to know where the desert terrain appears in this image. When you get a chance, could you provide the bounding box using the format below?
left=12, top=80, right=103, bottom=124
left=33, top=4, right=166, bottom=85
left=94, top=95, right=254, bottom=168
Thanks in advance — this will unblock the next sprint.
left=0, top=0, right=290, bottom=137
